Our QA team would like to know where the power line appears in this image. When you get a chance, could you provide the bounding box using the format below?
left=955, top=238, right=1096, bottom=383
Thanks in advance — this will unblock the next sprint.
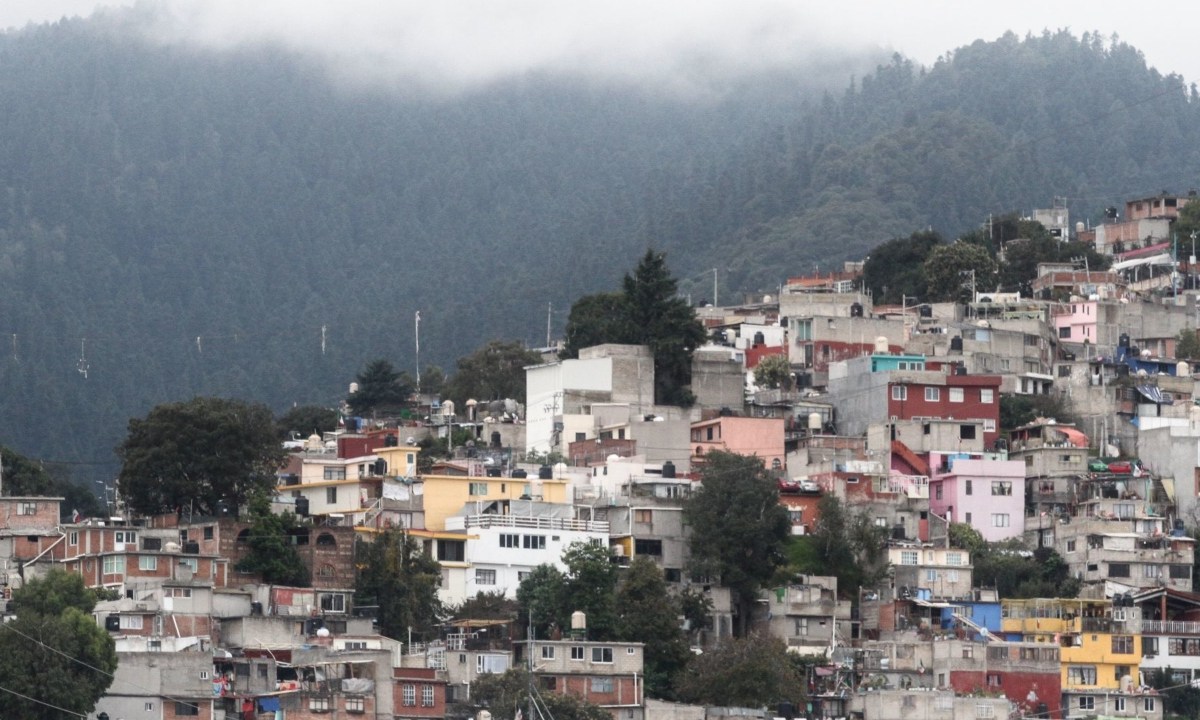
left=0, top=681, right=87, bottom=718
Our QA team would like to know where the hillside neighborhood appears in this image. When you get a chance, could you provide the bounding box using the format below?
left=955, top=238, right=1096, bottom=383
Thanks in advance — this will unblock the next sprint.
left=10, top=191, right=1200, bottom=720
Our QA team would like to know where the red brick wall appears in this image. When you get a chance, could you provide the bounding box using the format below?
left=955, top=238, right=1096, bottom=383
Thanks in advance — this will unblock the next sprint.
left=950, top=670, right=1060, bottom=719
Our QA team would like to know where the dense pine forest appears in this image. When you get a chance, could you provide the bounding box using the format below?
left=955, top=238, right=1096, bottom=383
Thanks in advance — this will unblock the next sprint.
left=0, top=9, right=1197, bottom=488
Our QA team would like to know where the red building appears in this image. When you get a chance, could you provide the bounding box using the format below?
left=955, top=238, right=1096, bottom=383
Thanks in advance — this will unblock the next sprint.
left=394, top=667, right=447, bottom=720
left=885, top=370, right=1002, bottom=449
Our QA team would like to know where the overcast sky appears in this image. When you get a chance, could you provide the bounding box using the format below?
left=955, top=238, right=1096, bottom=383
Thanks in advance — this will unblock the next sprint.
left=2, top=1, right=1197, bottom=90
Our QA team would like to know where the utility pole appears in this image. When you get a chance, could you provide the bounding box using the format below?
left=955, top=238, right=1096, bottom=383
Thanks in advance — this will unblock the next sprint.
left=712, top=268, right=718, bottom=308
left=546, top=302, right=552, bottom=348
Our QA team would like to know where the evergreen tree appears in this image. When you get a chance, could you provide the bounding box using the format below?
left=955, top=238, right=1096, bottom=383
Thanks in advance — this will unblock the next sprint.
left=616, top=557, right=691, bottom=699
left=355, top=528, right=443, bottom=641
left=347, top=359, right=414, bottom=417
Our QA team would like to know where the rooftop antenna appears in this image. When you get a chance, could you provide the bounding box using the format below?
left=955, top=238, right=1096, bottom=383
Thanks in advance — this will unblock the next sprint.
left=77, top=338, right=89, bottom=379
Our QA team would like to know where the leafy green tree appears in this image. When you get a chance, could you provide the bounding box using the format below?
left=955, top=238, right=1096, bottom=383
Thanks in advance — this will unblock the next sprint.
left=419, top=365, right=446, bottom=395
left=1176, top=328, right=1200, bottom=360
left=234, top=497, right=310, bottom=586
left=947, top=522, right=987, bottom=555
left=355, top=528, right=443, bottom=641
left=0, top=570, right=117, bottom=719
left=796, top=494, right=889, bottom=595
left=0, top=445, right=102, bottom=520
left=971, top=540, right=1080, bottom=598
left=754, top=354, right=794, bottom=391
left=517, top=542, right=620, bottom=641
left=685, top=450, right=791, bottom=635
left=1148, top=666, right=1200, bottom=720
left=441, top=340, right=543, bottom=406
left=924, top=241, right=998, bottom=302
left=998, top=393, right=1076, bottom=432
left=517, top=564, right=569, bottom=638
left=448, top=590, right=518, bottom=621
left=276, top=405, right=339, bottom=440
left=862, top=230, right=942, bottom=304
left=116, top=397, right=285, bottom=517
left=616, top=557, right=690, bottom=698
left=675, top=633, right=805, bottom=707
left=561, top=292, right=632, bottom=359
left=462, top=668, right=612, bottom=720
left=347, top=359, right=414, bottom=417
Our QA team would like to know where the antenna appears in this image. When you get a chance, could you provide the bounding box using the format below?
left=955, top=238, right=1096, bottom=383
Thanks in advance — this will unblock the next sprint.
left=77, top=338, right=89, bottom=379
left=546, top=302, right=552, bottom=348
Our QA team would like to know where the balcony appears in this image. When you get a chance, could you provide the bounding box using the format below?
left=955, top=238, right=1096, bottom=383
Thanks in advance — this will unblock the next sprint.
left=1141, top=619, right=1200, bottom=635
left=445, top=514, right=609, bottom=533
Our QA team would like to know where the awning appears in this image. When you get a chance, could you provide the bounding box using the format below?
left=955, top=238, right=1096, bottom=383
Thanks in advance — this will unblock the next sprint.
left=1136, top=385, right=1174, bottom=404
left=1056, top=427, right=1090, bottom=448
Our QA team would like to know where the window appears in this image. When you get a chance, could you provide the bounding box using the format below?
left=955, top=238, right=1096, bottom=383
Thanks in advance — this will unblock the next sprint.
left=344, top=641, right=368, bottom=650
left=1112, top=636, right=1134, bottom=654
left=103, top=556, right=123, bottom=575
left=571, top=646, right=585, bottom=660
left=1058, top=326, right=1071, bottom=339
left=991, top=481, right=1012, bottom=496
left=975, top=703, right=995, bottom=718
left=634, top=539, right=663, bottom=556
left=946, top=552, right=964, bottom=566
left=590, top=677, right=614, bottom=692
left=403, top=684, right=416, bottom=706
left=1145, top=698, right=1156, bottom=712
left=310, top=697, right=331, bottom=711
left=541, top=645, right=555, bottom=660
left=423, top=685, right=435, bottom=706
left=1114, top=697, right=1126, bottom=712
left=795, top=618, right=809, bottom=636
left=199, top=671, right=210, bottom=680
left=469, top=482, right=489, bottom=496
left=115, top=530, right=136, bottom=544
left=926, top=569, right=938, bottom=582
left=175, top=702, right=200, bottom=716
left=925, top=387, right=940, bottom=402
left=323, top=467, right=346, bottom=480
left=203, top=526, right=214, bottom=540
left=1067, top=665, right=1097, bottom=685
left=1144, top=564, right=1162, bottom=579
left=16, top=502, right=36, bottom=515
left=983, top=418, right=996, bottom=432
left=991, top=514, right=1010, bottom=528
left=1143, top=637, right=1158, bottom=656
left=960, top=425, right=976, bottom=440
left=634, top=509, right=653, bottom=523
left=1077, top=696, right=1094, bottom=710
left=119, top=614, right=144, bottom=629
left=178, top=557, right=198, bottom=572
left=69, top=531, right=78, bottom=545
left=522, top=535, right=546, bottom=550
left=500, top=534, right=519, bottom=548
left=591, top=647, right=613, bottom=663
left=986, top=673, right=1001, bottom=687
left=934, top=484, right=943, bottom=500
left=980, top=389, right=994, bottom=403
left=319, top=593, right=346, bottom=613
left=476, top=569, right=497, bottom=585
left=892, top=385, right=907, bottom=401
left=138, top=555, right=158, bottom=571
left=437, top=539, right=465, bottom=562
left=965, top=479, right=973, bottom=496
left=346, top=697, right=366, bottom=713
left=1171, top=564, right=1192, bottom=579
left=965, top=512, right=972, bottom=524
left=900, top=551, right=918, bottom=565
left=949, top=388, right=964, bottom=403
left=325, top=486, right=338, bottom=504
left=145, top=702, right=154, bottom=711
left=1066, top=539, right=1076, bottom=552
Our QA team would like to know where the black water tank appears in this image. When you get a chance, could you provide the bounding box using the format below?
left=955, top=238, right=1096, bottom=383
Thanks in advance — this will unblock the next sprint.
left=850, top=302, right=864, bottom=318
left=250, top=601, right=263, bottom=615
left=512, top=469, right=528, bottom=479
left=384, top=434, right=398, bottom=447
left=919, top=305, right=932, bottom=318
left=954, top=363, right=967, bottom=375
left=374, top=459, right=387, bottom=475
left=1119, top=333, right=1130, bottom=348
left=662, top=461, right=676, bottom=479
left=892, top=524, right=906, bottom=540
left=491, top=431, right=502, bottom=448
left=184, top=541, right=200, bottom=555
left=538, top=465, right=553, bottom=480
left=753, top=331, right=766, bottom=346
left=486, top=467, right=502, bottom=477
left=105, top=614, right=121, bottom=631
left=950, top=336, right=963, bottom=352
left=295, top=497, right=310, bottom=516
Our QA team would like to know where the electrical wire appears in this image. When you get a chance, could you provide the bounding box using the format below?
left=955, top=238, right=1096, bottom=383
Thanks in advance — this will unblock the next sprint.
left=0, top=681, right=88, bottom=717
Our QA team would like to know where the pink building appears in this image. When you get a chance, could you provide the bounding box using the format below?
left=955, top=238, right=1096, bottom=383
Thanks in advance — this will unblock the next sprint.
left=928, top=453, right=1026, bottom=541
left=690, top=415, right=786, bottom=473
left=1051, top=299, right=1099, bottom=344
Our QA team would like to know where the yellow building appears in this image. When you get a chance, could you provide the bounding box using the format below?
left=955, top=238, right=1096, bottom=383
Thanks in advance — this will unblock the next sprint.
left=1001, top=598, right=1140, bottom=690
left=375, top=444, right=421, bottom=477
left=418, top=473, right=569, bottom=531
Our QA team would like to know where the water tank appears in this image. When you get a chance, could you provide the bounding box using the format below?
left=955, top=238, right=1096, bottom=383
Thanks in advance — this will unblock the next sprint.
left=949, top=336, right=963, bottom=352
left=532, top=479, right=544, bottom=497
left=184, top=541, right=200, bottom=555
left=892, top=524, right=906, bottom=540
left=662, top=461, right=676, bottom=479
left=873, top=336, right=888, bottom=353
left=442, top=399, right=456, bottom=417
left=384, top=434, right=398, bottom=447
left=250, top=601, right=263, bottom=615
left=316, top=627, right=331, bottom=638
left=538, top=465, right=553, bottom=480
left=919, top=305, right=932, bottom=318
left=954, top=363, right=967, bottom=375
left=753, top=331, right=765, bottom=346
left=512, top=469, right=527, bottom=479
left=808, top=413, right=822, bottom=431
left=1141, top=349, right=1152, bottom=359
left=1119, top=333, right=1130, bottom=348
left=1179, top=362, right=1191, bottom=376
left=1076, top=221, right=1085, bottom=234
left=850, top=302, right=864, bottom=318
left=163, top=541, right=181, bottom=553
left=571, top=611, right=587, bottom=632
left=486, top=467, right=502, bottom=477
left=105, top=615, right=121, bottom=631
left=348, top=382, right=359, bottom=394
left=554, top=462, right=567, bottom=477
left=295, top=497, right=310, bottom=516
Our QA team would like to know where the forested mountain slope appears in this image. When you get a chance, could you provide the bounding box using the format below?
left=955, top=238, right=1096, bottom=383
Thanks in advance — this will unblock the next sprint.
left=0, top=15, right=1197, bottom=487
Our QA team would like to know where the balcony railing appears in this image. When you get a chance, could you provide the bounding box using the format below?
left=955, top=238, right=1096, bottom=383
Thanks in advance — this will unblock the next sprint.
left=445, top=514, right=609, bottom=533
left=1141, top=620, right=1200, bottom=635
